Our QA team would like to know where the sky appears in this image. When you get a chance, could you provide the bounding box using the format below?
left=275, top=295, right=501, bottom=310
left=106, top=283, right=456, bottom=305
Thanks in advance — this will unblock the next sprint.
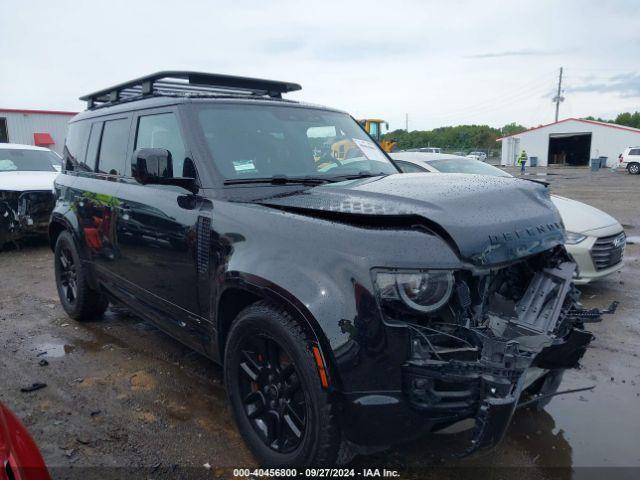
left=1, top=0, right=639, bottom=132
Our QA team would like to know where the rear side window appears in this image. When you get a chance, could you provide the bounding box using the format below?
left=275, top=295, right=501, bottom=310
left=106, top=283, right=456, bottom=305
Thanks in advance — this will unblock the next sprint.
left=97, top=118, right=130, bottom=175
left=85, top=122, right=103, bottom=171
left=629, top=148, right=640, bottom=156
left=135, top=113, right=186, bottom=177
left=64, top=122, right=90, bottom=166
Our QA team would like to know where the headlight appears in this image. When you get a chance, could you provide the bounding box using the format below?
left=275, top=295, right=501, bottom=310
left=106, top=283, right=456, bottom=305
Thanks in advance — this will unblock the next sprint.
left=565, top=231, right=587, bottom=245
left=374, top=270, right=454, bottom=313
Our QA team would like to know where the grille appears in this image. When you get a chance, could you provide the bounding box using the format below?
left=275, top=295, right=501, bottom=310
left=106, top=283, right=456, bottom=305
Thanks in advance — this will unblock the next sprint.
left=590, top=232, right=625, bottom=271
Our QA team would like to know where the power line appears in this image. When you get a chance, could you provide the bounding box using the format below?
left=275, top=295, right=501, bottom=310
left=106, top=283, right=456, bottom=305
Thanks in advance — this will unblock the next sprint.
left=424, top=69, right=558, bottom=120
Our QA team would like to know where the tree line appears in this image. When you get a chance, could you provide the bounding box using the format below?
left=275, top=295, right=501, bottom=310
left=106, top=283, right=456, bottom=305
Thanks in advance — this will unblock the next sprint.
left=383, top=111, right=640, bottom=152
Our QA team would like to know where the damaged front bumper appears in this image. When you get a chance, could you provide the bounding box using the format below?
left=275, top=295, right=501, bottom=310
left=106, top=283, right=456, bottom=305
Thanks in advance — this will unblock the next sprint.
left=0, top=190, right=55, bottom=246
left=401, top=258, right=607, bottom=455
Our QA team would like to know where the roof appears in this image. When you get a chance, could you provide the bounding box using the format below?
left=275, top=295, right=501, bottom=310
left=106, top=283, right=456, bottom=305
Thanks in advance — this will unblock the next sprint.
left=0, top=108, right=78, bottom=116
left=71, top=95, right=342, bottom=122
left=498, top=117, right=640, bottom=140
left=0, top=142, right=52, bottom=151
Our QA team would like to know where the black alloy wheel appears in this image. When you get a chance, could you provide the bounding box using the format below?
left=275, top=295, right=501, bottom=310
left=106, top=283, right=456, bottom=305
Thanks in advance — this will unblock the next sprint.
left=54, top=231, right=108, bottom=321
left=238, top=335, right=307, bottom=453
left=224, top=302, right=340, bottom=467
left=57, top=245, right=78, bottom=305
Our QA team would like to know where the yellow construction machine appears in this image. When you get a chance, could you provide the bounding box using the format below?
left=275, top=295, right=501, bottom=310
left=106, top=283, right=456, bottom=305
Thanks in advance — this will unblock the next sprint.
left=359, top=118, right=398, bottom=153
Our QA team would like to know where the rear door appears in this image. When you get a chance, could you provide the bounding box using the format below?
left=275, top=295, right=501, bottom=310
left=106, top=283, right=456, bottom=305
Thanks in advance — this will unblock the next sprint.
left=66, top=117, right=128, bottom=286
left=112, top=107, right=211, bottom=348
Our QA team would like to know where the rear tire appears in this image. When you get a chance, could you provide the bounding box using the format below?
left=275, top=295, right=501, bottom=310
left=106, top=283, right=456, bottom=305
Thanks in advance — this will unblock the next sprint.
left=54, top=231, right=108, bottom=321
left=628, top=162, right=640, bottom=174
left=224, top=302, right=340, bottom=467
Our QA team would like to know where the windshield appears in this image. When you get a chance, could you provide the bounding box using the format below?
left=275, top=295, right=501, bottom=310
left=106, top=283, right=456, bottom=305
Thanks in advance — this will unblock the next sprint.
left=195, top=104, right=398, bottom=182
left=0, top=148, right=58, bottom=172
left=427, top=158, right=511, bottom=177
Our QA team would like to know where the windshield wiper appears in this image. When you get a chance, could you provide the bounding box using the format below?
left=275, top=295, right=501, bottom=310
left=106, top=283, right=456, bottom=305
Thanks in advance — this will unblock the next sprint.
left=223, top=175, right=331, bottom=186
left=325, top=172, right=389, bottom=182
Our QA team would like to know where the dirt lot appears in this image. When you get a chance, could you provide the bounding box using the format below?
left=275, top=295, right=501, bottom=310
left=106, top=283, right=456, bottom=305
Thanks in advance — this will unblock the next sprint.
left=1, top=166, right=639, bottom=479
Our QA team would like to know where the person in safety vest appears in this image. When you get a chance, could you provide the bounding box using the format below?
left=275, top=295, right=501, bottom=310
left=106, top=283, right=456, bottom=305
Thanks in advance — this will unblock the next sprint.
left=518, top=150, right=528, bottom=175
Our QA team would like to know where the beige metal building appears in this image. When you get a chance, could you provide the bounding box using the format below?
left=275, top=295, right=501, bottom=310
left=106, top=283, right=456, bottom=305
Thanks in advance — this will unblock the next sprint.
left=0, top=108, right=78, bottom=156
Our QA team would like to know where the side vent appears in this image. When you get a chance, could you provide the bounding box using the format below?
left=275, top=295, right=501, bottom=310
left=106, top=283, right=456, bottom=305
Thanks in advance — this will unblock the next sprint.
left=196, top=215, right=211, bottom=276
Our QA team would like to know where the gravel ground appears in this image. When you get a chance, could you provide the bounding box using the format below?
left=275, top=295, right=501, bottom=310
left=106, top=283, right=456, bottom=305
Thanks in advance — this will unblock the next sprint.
left=1, top=166, right=639, bottom=479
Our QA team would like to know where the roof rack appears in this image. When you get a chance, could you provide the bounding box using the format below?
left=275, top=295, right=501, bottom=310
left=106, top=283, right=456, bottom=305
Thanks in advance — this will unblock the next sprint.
left=80, top=71, right=302, bottom=109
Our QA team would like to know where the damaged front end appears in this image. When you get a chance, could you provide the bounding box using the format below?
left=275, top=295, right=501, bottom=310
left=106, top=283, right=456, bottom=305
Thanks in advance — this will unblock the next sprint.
left=0, top=191, right=55, bottom=246
left=378, top=247, right=612, bottom=455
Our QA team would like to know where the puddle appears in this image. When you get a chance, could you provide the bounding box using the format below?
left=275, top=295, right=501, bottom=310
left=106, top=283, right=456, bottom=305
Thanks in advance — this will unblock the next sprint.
left=35, top=341, right=76, bottom=358
left=32, top=335, right=116, bottom=358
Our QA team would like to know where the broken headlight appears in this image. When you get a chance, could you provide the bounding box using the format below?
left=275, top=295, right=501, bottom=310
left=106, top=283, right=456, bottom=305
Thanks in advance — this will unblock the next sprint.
left=374, top=270, right=454, bottom=313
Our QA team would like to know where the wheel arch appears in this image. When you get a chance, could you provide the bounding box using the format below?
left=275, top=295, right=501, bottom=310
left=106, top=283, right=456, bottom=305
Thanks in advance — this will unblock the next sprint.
left=49, top=212, right=99, bottom=290
left=215, top=275, right=343, bottom=392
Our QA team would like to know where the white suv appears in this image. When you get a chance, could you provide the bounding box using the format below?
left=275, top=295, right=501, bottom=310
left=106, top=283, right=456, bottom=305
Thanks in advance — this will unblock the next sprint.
left=618, top=146, right=640, bottom=174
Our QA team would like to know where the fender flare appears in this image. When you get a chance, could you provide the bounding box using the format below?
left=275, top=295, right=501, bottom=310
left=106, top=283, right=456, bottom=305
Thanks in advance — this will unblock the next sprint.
left=49, top=211, right=100, bottom=290
left=216, top=272, right=343, bottom=392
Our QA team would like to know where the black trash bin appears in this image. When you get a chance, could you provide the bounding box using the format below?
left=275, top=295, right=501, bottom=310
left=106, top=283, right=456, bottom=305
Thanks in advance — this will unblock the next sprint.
left=599, top=156, right=608, bottom=168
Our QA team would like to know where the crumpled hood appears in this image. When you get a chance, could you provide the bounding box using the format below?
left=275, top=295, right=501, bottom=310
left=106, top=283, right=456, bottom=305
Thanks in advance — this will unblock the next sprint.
left=0, top=171, right=57, bottom=192
left=259, top=173, right=565, bottom=266
left=550, top=195, right=619, bottom=234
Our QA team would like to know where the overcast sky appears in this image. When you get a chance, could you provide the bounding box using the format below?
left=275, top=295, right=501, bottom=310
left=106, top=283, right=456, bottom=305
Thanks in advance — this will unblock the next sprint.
left=2, top=0, right=638, bottom=131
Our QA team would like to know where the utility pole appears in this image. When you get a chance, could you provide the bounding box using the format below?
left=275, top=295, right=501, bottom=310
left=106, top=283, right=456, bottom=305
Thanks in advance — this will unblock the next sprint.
left=553, top=67, right=564, bottom=122
left=405, top=113, right=409, bottom=132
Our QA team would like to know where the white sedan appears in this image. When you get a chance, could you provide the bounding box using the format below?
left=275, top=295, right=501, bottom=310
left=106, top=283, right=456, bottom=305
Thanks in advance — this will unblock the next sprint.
left=1, top=143, right=60, bottom=247
left=392, top=152, right=625, bottom=284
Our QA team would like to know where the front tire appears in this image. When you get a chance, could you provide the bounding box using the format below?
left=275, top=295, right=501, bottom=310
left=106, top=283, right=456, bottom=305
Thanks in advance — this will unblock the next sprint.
left=224, top=302, right=340, bottom=467
left=628, top=162, right=640, bottom=174
left=54, top=231, right=108, bottom=321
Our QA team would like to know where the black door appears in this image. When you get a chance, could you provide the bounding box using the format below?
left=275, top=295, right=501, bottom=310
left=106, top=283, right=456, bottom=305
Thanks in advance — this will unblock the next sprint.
left=112, top=109, right=211, bottom=348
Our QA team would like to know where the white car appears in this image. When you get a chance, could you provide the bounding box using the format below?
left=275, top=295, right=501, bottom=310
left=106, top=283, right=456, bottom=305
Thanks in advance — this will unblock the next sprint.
left=0, top=143, right=60, bottom=246
left=466, top=151, right=487, bottom=162
left=618, top=146, right=640, bottom=174
left=392, top=152, right=625, bottom=284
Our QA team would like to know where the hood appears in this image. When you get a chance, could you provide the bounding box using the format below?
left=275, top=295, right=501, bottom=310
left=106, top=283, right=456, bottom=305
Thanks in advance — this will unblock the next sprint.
left=0, top=171, right=57, bottom=192
left=550, top=195, right=619, bottom=234
left=258, top=173, right=565, bottom=266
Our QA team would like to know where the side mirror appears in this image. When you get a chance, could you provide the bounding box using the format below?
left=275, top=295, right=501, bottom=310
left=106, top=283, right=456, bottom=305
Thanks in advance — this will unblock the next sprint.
left=131, top=148, right=199, bottom=194
left=131, top=148, right=173, bottom=184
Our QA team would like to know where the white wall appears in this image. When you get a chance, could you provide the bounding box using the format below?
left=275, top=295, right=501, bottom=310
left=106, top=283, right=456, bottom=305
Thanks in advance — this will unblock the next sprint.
left=500, top=120, right=640, bottom=167
left=0, top=111, right=74, bottom=155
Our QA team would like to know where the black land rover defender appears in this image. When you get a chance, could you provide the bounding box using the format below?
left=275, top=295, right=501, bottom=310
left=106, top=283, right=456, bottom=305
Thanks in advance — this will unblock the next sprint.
left=50, top=72, right=603, bottom=467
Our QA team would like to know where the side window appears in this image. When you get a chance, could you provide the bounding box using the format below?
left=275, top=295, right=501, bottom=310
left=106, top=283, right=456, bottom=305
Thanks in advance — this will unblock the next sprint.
left=97, top=118, right=130, bottom=175
left=84, top=122, right=103, bottom=171
left=395, top=160, right=428, bottom=173
left=135, top=113, right=186, bottom=178
left=368, top=122, right=379, bottom=140
left=0, top=118, right=8, bottom=143
left=64, top=122, right=90, bottom=168
left=630, top=148, right=640, bottom=156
